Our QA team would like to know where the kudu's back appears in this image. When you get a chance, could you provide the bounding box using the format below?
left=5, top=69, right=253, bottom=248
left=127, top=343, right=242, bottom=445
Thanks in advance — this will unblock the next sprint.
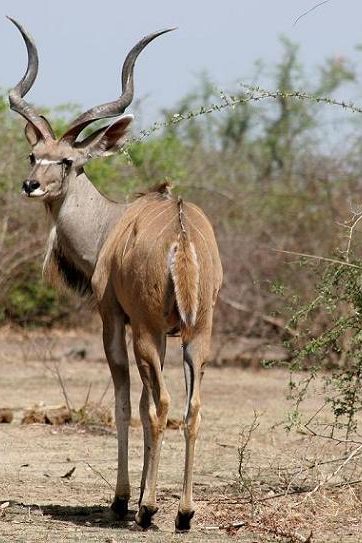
left=93, top=185, right=223, bottom=341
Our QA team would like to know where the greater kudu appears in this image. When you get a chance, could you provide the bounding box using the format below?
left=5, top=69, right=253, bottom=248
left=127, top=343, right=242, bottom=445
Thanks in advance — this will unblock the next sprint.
left=9, top=18, right=223, bottom=531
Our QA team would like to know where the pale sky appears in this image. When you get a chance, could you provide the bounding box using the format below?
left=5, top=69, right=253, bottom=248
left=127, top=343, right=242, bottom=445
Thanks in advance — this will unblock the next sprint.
left=1, top=0, right=361, bottom=125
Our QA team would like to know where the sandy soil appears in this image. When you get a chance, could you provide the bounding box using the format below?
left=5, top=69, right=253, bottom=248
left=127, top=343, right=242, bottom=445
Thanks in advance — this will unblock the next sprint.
left=0, top=328, right=361, bottom=542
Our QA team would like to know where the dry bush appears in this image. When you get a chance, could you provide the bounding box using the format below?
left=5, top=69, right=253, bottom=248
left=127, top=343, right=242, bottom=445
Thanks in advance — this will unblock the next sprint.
left=21, top=402, right=113, bottom=429
left=71, top=402, right=113, bottom=428
left=21, top=402, right=182, bottom=431
left=22, top=404, right=72, bottom=425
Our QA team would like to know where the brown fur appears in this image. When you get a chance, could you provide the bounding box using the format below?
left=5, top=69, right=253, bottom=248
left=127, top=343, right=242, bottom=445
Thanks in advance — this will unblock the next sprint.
left=93, top=191, right=222, bottom=339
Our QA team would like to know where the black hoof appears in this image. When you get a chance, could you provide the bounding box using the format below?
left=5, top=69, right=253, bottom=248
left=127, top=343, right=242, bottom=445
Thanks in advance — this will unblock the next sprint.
left=175, top=510, right=194, bottom=532
left=111, top=496, right=129, bottom=519
left=135, top=505, right=158, bottom=529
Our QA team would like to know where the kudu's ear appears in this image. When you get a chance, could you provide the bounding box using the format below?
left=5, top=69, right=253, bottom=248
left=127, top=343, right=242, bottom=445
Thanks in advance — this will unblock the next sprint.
left=79, top=115, right=134, bottom=158
left=25, top=121, right=43, bottom=147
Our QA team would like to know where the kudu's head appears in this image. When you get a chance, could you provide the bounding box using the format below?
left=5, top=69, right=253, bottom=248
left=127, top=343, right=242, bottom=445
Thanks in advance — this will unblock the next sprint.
left=8, top=18, right=174, bottom=201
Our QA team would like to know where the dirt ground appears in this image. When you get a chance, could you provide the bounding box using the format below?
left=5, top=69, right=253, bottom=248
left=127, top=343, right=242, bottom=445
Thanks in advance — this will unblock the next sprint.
left=0, top=328, right=361, bottom=543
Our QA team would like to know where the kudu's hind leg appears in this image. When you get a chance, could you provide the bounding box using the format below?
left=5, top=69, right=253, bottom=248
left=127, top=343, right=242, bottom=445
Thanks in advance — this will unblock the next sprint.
left=133, top=328, right=170, bottom=528
left=101, top=302, right=131, bottom=519
left=139, top=335, right=166, bottom=508
left=175, top=332, right=209, bottom=532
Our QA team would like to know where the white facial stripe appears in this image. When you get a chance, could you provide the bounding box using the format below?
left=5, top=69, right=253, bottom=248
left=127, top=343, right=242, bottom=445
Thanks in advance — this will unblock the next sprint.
left=35, top=159, right=61, bottom=165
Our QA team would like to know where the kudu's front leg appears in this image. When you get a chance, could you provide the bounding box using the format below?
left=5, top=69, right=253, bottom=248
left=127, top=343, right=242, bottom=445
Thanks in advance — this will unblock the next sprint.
left=101, top=302, right=131, bottom=519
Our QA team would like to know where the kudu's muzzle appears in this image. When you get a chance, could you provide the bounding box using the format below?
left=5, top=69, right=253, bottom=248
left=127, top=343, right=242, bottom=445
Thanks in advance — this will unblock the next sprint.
left=22, top=179, right=40, bottom=195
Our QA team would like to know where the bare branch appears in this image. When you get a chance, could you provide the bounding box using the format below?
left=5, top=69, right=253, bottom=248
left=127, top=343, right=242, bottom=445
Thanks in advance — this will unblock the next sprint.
left=294, top=1, right=334, bottom=27
left=219, top=293, right=299, bottom=337
left=272, top=248, right=362, bottom=269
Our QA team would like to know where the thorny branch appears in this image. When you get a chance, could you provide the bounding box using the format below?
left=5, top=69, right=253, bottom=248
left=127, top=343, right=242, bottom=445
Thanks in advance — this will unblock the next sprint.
left=340, top=210, right=362, bottom=263
left=304, top=421, right=362, bottom=446
left=124, top=84, right=362, bottom=150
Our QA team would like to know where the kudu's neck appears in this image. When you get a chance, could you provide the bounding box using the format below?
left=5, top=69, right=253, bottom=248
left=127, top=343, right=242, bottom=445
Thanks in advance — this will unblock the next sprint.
left=46, top=172, right=124, bottom=277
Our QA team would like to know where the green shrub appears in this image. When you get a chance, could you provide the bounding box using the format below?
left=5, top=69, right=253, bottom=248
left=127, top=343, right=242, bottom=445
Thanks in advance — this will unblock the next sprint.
left=3, top=267, right=66, bottom=325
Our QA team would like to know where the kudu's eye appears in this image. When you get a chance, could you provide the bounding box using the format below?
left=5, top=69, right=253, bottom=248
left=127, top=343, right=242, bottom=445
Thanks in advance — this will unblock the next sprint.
left=62, top=158, right=73, bottom=167
left=28, top=153, right=36, bottom=166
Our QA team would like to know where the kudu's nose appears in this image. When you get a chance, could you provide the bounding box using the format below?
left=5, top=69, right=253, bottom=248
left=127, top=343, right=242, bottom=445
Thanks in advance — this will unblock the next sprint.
left=22, top=180, right=40, bottom=195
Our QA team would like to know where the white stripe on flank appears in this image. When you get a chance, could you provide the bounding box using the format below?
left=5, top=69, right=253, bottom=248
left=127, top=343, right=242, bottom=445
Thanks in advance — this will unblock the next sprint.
left=135, top=204, right=171, bottom=245
left=121, top=223, right=134, bottom=262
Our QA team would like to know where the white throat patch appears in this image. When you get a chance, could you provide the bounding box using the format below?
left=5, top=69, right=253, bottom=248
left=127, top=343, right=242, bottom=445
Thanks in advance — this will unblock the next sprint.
left=26, top=187, right=47, bottom=197
left=35, top=158, right=60, bottom=165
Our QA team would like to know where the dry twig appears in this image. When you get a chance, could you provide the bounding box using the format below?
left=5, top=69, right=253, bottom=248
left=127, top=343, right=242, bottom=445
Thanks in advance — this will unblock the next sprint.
left=272, top=248, right=362, bottom=270
left=296, top=444, right=362, bottom=504
left=86, top=462, right=113, bottom=490
left=220, top=293, right=298, bottom=337
left=54, top=363, right=72, bottom=414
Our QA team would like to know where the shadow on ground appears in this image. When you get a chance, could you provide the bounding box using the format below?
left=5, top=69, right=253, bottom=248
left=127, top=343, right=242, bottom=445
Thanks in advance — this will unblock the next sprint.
left=42, top=503, right=137, bottom=527
left=10, top=502, right=146, bottom=529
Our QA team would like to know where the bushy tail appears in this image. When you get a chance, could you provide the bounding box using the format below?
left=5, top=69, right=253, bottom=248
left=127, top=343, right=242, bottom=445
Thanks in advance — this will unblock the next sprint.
left=169, top=233, right=199, bottom=327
